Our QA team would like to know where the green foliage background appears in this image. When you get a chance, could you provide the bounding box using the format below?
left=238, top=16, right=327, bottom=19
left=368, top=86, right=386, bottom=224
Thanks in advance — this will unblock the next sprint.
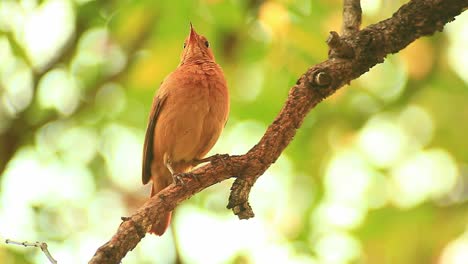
left=0, top=0, right=467, bottom=263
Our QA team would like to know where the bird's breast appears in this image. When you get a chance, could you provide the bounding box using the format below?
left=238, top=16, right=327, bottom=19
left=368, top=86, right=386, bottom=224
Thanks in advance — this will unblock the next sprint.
left=154, top=62, right=229, bottom=163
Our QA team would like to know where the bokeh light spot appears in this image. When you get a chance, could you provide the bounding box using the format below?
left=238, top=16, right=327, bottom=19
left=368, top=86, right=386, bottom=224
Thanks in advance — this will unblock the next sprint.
left=258, top=2, right=290, bottom=38
left=357, top=57, right=407, bottom=102
left=37, top=68, right=80, bottom=116
left=390, top=149, right=459, bottom=208
left=440, top=233, right=468, bottom=264
left=100, top=123, right=143, bottom=192
left=358, top=114, right=408, bottom=168
left=315, top=231, right=361, bottom=264
left=22, top=0, right=75, bottom=71
left=446, top=13, right=468, bottom=84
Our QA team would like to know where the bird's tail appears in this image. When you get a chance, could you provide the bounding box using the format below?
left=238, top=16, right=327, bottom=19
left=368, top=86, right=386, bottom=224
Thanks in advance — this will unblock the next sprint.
left=149, top=184, right=172, bottom=236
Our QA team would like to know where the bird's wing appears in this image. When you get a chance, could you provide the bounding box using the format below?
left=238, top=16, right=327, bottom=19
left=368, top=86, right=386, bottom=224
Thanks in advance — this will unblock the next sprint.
left=142, top=91, right=168, bottom=184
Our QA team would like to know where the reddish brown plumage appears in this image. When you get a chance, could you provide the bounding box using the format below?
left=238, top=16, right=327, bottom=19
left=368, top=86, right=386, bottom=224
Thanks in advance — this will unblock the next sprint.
left=142, top=25, right=229, bottom=236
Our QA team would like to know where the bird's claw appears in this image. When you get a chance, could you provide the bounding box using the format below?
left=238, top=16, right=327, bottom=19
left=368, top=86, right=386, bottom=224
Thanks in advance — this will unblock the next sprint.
left=212, top=153, right=229, bottom=168
left=173, top=172, right=199, bottom=186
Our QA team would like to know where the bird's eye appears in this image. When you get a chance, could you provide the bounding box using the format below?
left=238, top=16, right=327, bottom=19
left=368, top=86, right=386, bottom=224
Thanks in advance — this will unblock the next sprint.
left=204, top=41, right=209, bottom=48
left=183, top=42, right=186, bottom=49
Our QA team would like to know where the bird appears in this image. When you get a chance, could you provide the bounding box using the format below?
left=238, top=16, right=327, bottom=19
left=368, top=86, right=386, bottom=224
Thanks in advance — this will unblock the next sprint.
left=142, top=24, right=230, bottom=236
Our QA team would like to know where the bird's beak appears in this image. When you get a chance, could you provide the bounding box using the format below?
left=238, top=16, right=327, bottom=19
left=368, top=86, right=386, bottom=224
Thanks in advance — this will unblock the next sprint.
left=188, top=22, right=198, bottom=45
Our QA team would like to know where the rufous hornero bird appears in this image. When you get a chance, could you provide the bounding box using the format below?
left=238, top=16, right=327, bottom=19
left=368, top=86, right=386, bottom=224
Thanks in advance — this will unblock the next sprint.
left=142, top=24, right=230, bottom=236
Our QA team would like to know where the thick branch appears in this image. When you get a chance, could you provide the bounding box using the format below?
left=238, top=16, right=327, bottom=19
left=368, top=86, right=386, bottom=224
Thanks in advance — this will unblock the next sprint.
left=89, top=0, right=467, bottom=263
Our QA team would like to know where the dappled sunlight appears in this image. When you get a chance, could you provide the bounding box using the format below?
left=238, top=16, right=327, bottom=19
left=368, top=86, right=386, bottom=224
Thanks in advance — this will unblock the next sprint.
left=54, top=126, right=99, bottom=164
left=87, top=190, right=126, bottom=236
left=95, top=83, right=127, bottom=118
left=361, top=0, right=382, bottom=16
left=357, top=105, right=435, bottom=171
left=22, top=0, right=75, bottom=71
left=314, top=201, right=366, bottom=230
left=314, top=231, right=362, bottom=264
left=171, top=152, right=302, bottom=263
left=324, top=149, right=378, bottom=206
left=249, top=21, right=273, bottom=44
left=357, top=56, right=408, bottom=102
left=38, top=68, right=80, bottom=116
left=400, top=39, right=434, bottom=80
left=258, top=2, right=290, bottom=39
left=250, top=155, right=297, bottom=233
left=100, top=123, right=143, bottom=192
left=315, top=98, right=461, bottom=261
left=358, top=114, right=409, bottom=168
left=126, top=229, right=176, bottom=264
left=440, top=232, right=468, bottom=264
left=249, top=242, right=317, bottom=264
left=390, top=149, right=459, bottom=208
left=1, top=147, right=95, bottom=206
left=398, top=105, right=434, bottom=149
left=232, top=63, right=265, bottom=102
left=0, top=146, right=95, bottom=243
left=215, top=119, right=266, bottom=155
left=348, top=92, right=381, bottom=115
left=1, top=58, right=33, bottom=116
left=0, top=1, right=467, bottom=263
left=0, top=37, right=34, bottom=117
left=175, top=204, right=268, bottom=263
left=446, top=13, right=468, bottom=85
left=72, top=27, right=127, bottom=78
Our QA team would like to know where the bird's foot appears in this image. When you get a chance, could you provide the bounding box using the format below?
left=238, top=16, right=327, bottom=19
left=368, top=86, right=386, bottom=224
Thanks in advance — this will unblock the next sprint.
left=210, top=153, right=229, bottom=168
left=173, top=172, right=199, bottom=186
left=192, top=154, right=229, bottom=167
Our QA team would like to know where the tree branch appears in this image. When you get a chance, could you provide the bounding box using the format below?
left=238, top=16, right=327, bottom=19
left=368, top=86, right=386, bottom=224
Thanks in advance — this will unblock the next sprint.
left=342, top=0, right=362, bottom=36
left=89, top=0, right=467, bottom=263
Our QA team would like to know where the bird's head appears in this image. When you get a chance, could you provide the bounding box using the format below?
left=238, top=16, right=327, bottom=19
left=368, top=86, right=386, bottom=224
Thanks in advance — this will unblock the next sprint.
left=180, top=23, right=215, bottom=64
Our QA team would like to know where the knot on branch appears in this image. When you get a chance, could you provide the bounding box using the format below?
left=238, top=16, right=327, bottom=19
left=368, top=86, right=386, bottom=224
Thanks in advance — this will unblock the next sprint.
left=327, top=31, right=355, bottom=59
left=302, top=69, right=333, bottom=89
left=313, top=71, right=332, bottom=87
left=227, top=177, right=255, bottom=219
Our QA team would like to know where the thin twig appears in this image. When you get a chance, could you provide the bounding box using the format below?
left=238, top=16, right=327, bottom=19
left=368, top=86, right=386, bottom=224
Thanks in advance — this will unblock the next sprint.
left=342, top=0, right=362, bottom=36
left=5, top=239, right=58, bottom=264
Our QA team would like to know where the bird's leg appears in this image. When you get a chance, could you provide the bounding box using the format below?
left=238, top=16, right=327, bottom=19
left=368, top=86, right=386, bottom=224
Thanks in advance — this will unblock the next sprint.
left=166, top=160, right=175, bottom=175
left=166, top=159, right=199, bottom=185
left=165, top=160, right=183, bottom=185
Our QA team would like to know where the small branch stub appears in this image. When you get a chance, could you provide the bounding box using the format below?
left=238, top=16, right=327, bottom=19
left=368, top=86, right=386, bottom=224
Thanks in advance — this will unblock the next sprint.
left=227, top=177, right=255, bottom=219
left=326, top=31, right=341, bottom=47
left=327, top=31, right=355, bottom=59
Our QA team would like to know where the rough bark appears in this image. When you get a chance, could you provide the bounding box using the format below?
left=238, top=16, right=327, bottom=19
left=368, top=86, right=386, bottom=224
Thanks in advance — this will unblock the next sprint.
left=89, top=0, right=468, bottom=263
